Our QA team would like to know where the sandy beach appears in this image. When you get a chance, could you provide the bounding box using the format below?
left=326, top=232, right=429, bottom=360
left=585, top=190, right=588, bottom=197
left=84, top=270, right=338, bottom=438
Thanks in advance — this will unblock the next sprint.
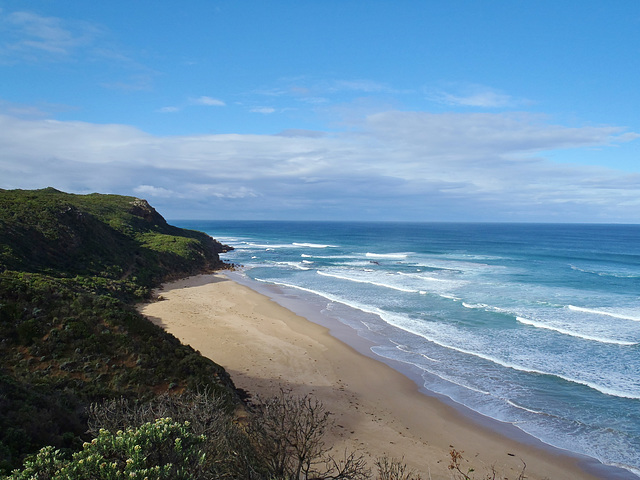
left=139, top=272, right=609, bottom=480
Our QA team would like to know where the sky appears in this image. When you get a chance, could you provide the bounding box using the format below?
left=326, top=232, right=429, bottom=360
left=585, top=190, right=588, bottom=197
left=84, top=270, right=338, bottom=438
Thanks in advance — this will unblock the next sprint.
left=1, top=1, right=639, bottom=223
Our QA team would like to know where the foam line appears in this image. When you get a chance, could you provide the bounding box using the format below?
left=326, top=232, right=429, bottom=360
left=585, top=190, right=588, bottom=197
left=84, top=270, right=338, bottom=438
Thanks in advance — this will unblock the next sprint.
left=568, top=305, right=640, bottom=322
left=253, top=278, right=383, bottom=318
left=292, top=242, right=338, bottom=248
left=377, top=312, right=640, bottom=400
left=366, top=252, right=410, bottom=259
left=516, top=317, right=637, bottom=346
left=317, top=270, right=419, bottom=293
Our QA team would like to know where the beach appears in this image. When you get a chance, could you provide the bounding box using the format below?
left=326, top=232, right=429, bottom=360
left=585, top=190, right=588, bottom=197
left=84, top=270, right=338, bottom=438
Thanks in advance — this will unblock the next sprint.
left=140, top=272, right=609, bottom=480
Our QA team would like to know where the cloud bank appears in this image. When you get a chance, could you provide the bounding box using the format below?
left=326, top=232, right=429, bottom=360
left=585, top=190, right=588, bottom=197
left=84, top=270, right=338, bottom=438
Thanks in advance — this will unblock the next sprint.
left=0, top=111, right=638, bottom=222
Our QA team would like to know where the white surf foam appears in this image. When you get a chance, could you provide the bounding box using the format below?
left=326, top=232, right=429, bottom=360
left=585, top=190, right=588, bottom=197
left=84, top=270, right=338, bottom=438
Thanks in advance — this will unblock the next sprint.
left=292, top=242, right=338, bottom=248
left=317, top=270, right=419, bottom=293
left=505, top=399, right=547, bottom=416
left=568, top=305, right=640, bottom=322
left=391, top=341, right=440, bottom=363
left=397, top=271, right=448, bottom=282
left=250, top=242, right=295, bottom=249
left=272, top=261, right=311, bottom=270
left=366, top=252, right=410, bottom=259
left=516, top=317, right=637, bottom=346
left=570, top=264, right=640, bottom=279
left=375, top=311, right=640, bottom=400
left=440, top=294, right=461, bottom=301
left=253, top=278, right=384, bottom=319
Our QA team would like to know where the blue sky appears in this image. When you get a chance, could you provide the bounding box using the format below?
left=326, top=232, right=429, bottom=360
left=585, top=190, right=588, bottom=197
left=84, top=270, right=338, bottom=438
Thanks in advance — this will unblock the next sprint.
left=1, top=1, right=639, bottom=222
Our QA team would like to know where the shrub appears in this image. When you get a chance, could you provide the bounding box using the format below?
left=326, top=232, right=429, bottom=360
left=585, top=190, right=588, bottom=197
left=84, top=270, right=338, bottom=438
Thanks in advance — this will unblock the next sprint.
left=87, top=392, right=260, bottom=479
left=4, top=418, right=206, bottom=480
left=375, top=457, right=421, bottom=480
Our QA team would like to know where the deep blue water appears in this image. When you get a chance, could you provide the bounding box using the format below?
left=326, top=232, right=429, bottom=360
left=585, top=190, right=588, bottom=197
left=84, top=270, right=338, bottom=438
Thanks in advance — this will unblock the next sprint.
left=176, top=221, right=640, bottom=476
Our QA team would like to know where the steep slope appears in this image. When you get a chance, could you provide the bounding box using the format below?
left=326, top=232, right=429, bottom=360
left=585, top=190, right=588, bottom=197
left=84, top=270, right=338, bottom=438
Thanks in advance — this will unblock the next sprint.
left=0, top=188, right=237, bottom=473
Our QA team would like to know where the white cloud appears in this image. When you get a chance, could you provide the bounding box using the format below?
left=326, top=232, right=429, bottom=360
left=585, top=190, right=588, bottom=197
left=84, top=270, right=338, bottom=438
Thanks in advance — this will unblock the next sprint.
left=134, top=185, right=175, bottom=197
left=100, top=73, right=155, bottom=92
left=276, top=129, right=326, bottom=138
left=191, top=96, right=226, bottom=107
left=188, top=184, right=259, bottom=199
left=0, top=111, right=638, bottom=222
left=330, top=79, right=393, bottom=93
left=0, top=99, right=76, bottom=119
left=248, top=77, right=403, bottom=110
left=0, top=10, right=100, bottom=62
left=0, top=9, right=157, bottom=94
left=250, top=107, right=276, bottom=114
left=436, top=91, right=514, bottom=108
left=157, top=106, right=181, bottom=113
left=362, top=111, right=625, bottom=158
left=428, top=84, right=526, bottom=108
left=156, top=96, right=226, bottom=114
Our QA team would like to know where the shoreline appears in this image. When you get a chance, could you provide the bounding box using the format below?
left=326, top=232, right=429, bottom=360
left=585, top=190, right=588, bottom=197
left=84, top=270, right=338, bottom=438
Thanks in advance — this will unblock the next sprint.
left=140, top=272, right=632, bottom=480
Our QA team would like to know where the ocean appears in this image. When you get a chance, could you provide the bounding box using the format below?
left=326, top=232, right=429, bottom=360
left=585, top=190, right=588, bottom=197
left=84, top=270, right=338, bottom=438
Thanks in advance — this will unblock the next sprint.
left=175, top=221, right=640, bottom=477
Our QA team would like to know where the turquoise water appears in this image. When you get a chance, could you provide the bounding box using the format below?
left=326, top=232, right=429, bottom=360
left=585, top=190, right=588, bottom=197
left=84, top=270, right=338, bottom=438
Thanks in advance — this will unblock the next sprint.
left=176, top=221, right=640, bottom=477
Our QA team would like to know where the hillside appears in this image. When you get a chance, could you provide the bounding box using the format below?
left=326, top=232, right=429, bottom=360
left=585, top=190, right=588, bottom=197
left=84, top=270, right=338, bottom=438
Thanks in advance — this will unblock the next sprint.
left=0, top=187, right=231, bottom=287
left=0, top=188, right=238, bottom=473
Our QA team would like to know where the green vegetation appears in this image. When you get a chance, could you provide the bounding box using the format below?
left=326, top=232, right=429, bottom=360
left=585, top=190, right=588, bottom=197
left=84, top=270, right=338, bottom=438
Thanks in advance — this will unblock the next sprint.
left=4, top=418, right=208, bottom=480
left=0, top=187, right=230, bottom=287
left=0, top=188, right=236, bottom=473
left=5, top=391, right=378, bottom=480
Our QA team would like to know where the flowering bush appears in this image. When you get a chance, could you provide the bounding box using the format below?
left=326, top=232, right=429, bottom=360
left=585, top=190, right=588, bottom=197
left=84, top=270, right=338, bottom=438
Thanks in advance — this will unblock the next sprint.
left=5, top=418, right=206, bottom=480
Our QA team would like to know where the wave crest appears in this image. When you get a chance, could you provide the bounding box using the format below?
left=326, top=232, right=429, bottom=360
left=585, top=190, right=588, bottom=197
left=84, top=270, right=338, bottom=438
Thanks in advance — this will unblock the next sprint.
left=516, top=317, right=637, bottom=346
left=568, top=305, right=640, bottom=322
